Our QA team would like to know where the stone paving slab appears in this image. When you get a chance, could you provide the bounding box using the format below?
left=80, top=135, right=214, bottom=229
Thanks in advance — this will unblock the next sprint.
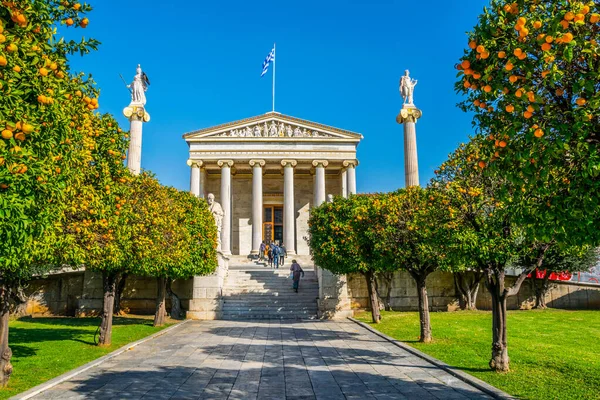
left=23, top=320, right=494, bottom=400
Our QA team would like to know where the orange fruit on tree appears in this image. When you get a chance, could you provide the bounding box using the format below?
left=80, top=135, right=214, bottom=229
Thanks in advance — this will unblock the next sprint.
left=505, top=61, right=514, bottom=71
left=1, top=129, right=13, bottom=139
left=534, top=128, right=544, bottom=138
left=556, top=88, right=564, bottom=96
left=591, top=14, right=600, bottom=23
left=65, top=18, right=74, bottom=26
left=545, top=35, right=554, bottom=43
left=533, top=21, right=542, bottom=29
left=0, top=34, right=5, bottom=43
left=524, top=111, right=533, bottom=119
left=541, top=43, right=551, bottom=51
left=39, top=67, right=49, bottom=76
left=519, top=28, right=529, bottom=37
left=80, top=18, right=89, bottom=28
left=478, top=161, right=486, bottom=169
left=509, top=75, right=518, bottom=83
left=6, top=43, right=17, bottom=52
left=0, top=56, right=6, bottom=67
left=469, top=40, right=477, bottom=49
left=15, top=132, right=25, bottom=141
left=562, top=32, right=573, bottom=43
left=574, top=14, right=584, bottom=23
left=560, top=20, right=570, bottom=29
left=564, top=12, right=574, bottom=21
left=498, top=51, right=506, bottom=58
left=73, top=3, right=81, bottom=10
left=476, top=45, right=485, bottom=53
left=12, top=65, right=20, bottom=72
left=506, top=104, right=515, bottom=112
left=481, top=51, right=490, bottom=59
left=576, top=98, right=586, bottom=106
left=484, top=85, right=492, bottom=93
left=514, top=48, right=523, bottom=56
left=473, top=72, right=481, bottom=79
left=499, top=141, right=507, bottom=148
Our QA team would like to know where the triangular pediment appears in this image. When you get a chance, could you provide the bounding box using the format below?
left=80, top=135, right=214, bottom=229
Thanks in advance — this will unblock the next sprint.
left=183, top=112, right=362, bottom=141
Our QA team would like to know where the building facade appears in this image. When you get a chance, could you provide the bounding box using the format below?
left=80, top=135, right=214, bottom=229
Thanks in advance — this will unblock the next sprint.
left=184, top=112, right=362, bottom=257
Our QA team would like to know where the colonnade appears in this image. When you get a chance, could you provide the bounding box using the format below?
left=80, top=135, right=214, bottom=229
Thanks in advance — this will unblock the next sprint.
left=188, top=159, right=358, bottom=256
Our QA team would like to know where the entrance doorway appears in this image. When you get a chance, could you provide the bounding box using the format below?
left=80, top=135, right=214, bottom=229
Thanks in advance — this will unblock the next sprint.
left=263, top=205, right=283, bottom=244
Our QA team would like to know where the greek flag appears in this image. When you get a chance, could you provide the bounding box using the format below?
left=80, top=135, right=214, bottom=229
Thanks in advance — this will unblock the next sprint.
left=261, top=47, right=275, bottom=77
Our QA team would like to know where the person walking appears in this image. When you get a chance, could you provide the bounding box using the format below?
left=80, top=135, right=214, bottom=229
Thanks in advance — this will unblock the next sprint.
left=279, top=243, right=287, bottom=266
left=273, top=244, right=280, bottom=269
left=290, top=260, right=304, bottom=293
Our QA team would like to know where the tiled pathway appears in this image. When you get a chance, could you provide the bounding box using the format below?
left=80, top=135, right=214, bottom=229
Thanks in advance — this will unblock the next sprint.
left=28, top=320, right=493, bottom=400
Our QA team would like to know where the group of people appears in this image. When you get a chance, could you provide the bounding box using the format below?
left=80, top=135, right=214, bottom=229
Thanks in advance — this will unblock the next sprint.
left=259, top=241, right=287, bottom=269
left=258, top=241, right=304, bottom=292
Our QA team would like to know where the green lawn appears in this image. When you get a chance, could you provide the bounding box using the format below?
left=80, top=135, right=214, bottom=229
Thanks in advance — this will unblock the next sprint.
left=356, top=309, right=600, bottom=400
left=1, top=316, right=172, bottom=399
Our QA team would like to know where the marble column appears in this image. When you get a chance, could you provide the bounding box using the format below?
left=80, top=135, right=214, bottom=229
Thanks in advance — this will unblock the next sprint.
left=396, top=106, right=423, bottom=187
left=312, top=160, right=328, bottom=206
left=199, top=167, right=207, bottom=199
left=344, top=160, right=357, bottom=195
left=218, top=160, right=234, bottom=255
left=187, top=160, right=202, bottom=197
left=122, top=104, right=150, bottom=176
left=249, top=159, right=265, bottom=256
left=282, top=160, right=297, bottom=255
left=341, top=169, right=348, bottom=198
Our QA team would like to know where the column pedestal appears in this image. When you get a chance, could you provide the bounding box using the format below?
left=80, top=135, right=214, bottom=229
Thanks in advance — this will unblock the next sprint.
left=186, top=252, right=229, bottom=320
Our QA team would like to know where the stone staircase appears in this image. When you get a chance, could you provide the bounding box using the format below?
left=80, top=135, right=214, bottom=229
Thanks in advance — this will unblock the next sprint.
left=221, top=256, right=319, bottom=320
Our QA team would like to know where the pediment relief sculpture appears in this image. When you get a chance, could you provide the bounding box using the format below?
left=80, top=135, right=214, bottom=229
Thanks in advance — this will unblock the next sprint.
left=215, top=121, right=334, bottom=138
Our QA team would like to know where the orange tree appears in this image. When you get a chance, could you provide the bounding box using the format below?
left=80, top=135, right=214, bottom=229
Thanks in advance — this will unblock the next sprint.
left=376, top=187, right=454, bottom=343
left=433, top=140, right=554, bottom=372
left=0, top=0, right=97, bottom=385
left=308, top=194, right=392, bottom=324
left=127, top=174, right=217, bottom=326
left=60, top=111, right=131, bottom=347
left=455, top=0, right=600, bottom=247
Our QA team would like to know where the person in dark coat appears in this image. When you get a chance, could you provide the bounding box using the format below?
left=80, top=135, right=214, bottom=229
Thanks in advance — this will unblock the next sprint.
left=290, top=260, right=304, bottom=293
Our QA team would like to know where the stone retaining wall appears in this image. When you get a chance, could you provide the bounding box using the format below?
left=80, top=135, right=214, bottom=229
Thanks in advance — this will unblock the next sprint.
left=20, top=269, right=600, bottom=317
left=347, top=271, right=600, bottom=312
left=21, top=271, right=193, bottom=317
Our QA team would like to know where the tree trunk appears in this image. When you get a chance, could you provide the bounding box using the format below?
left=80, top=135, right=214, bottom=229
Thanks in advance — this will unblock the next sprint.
left=485, top=269, right=510, bottom=372
left=166, top=279, right=182, bottom=319
left=154, top=277, right=167, bottom=327
left=113, top=273, right=128, bottom=315
left=532, top=272, right=551, bottom=309
left=454, top=271, right=482, bottom=311
left=10, top=286, right=29, bottom=318
left=412, top=272, right=432, bottom=343
left=98, top=273, right=117, bottom=347
left=364, top=271, right=381, bottom=324
left=0, top=286, right=13, bottom=387
left=377, top=272, right=394, bottom=311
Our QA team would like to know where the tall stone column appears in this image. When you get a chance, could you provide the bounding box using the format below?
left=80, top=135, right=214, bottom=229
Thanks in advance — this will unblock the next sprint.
left=312, top=160, right=328, bottom=206
left=282, top=160, right=297, bottom=255
left=344, top=160, right=358, bottom=195
left=341, top=169, right=348, bottom=198
left=249, top=159, right=265, bottom=256
left=122, top=106, right=150, bottom=176
left=187, top=160, right=202, bottom=197
left=397, top=106, right=422, bottom=187
left=218, top=160, right=234, bottom=256
left=199, top=167, right=207, bottom=199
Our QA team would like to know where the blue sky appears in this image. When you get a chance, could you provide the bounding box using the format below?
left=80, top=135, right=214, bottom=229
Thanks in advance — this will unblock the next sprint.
left=67, top=0, right=487, bottom=193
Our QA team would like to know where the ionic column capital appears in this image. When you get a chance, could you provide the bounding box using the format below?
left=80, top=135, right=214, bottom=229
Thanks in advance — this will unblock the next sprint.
left=281, top=159, right=298, bottom=168
left=186, top=159, right=203, bottom=168
left=342, top=160, right=358, bottom=168
left=312, top=160, right=329, bottom=168
left=249, top=159, right=266, bottom=168
left=217, top=159, right=234, bottom=168
left=396, top=106, right=423, bottom=124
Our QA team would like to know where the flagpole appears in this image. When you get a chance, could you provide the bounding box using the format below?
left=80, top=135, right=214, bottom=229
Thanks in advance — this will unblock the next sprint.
left=272, top=42, right=276, bottom=112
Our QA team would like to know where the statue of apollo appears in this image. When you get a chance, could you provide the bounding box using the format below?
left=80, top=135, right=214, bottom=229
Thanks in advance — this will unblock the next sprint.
left=399, top=70, right=418, bottom=105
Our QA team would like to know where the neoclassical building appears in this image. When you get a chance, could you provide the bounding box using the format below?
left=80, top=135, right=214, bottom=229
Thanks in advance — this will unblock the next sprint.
left=184, top=111, right=362, bottom=257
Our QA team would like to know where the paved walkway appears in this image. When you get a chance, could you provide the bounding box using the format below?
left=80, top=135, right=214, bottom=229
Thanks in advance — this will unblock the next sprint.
left=30, top=320, right=492, bottom=400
